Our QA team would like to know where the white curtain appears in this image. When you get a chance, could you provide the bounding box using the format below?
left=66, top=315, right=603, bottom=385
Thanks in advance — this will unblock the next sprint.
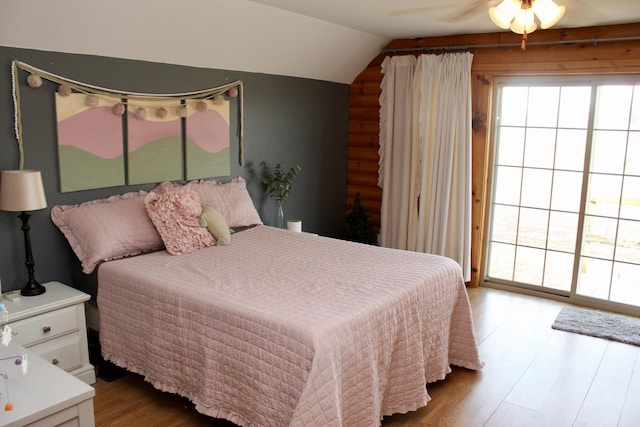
left=378, top=52, right=473, bottom=281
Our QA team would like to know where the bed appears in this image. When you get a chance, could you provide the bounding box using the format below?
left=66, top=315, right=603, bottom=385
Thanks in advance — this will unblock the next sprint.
left=51, top=177, right=482, bottom=427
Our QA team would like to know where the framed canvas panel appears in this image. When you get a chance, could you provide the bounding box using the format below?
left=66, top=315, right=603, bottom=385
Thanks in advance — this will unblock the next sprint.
left=185, top=99, right=231, bottom=180
left=127, top=98, right=183, bottom=185
left=55, top=93, right=125, bottom=192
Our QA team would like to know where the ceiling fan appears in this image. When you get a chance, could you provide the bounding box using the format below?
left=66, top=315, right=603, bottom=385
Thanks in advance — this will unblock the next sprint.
left=388, top=1, right=499, bottom=21
left=390, top=0, right=608, bottom=49
left=389, top=0, right=602, bottom=25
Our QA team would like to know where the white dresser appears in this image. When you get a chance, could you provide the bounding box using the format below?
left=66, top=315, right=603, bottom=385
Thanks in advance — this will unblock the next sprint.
left=3, top=281, right=96, bottom=385
left=0, top=344, right=95, bottom=427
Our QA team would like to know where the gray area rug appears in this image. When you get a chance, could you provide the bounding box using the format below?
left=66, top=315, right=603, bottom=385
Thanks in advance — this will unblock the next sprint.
left=551, top=306, right=640, bottom=347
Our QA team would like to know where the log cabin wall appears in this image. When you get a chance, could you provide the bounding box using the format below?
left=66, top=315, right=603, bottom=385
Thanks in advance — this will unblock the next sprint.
left=348, top=22, right=640, bottom=287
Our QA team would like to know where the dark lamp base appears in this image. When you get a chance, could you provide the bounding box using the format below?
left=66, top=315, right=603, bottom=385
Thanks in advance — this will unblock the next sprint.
left=21, top=281, right=46, bottom=296
left=17, top=211, right=47, bottom=297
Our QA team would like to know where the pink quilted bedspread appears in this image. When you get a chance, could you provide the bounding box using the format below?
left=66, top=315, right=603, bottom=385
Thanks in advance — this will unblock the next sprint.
left=98, top=225, right=482, bottom=427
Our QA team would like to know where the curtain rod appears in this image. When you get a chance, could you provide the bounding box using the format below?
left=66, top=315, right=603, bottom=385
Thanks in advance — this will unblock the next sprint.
left=381, top=35, right=640, bottom=55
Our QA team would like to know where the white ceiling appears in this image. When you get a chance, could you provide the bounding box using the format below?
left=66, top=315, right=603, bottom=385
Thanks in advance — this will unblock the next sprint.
left=251, top=0, right=640, bottom=39
left=1, top=0, right=638, bottom=84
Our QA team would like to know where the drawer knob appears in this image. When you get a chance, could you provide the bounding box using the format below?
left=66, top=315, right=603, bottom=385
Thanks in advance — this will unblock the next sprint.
left=52, top=358, right=59, bottom=365
left=42, top=326, right=51, bottom=333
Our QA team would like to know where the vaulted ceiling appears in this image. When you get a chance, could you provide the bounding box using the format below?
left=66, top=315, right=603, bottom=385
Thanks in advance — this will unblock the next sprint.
left=1, top=0, right=638, bottom=84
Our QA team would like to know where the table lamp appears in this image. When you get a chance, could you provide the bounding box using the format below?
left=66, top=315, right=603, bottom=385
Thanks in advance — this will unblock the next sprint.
left=0, top=170, right=48, bottom=296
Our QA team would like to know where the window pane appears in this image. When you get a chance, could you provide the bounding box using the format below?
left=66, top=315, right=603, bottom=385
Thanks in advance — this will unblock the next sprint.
left=621, top=176, right=640, bottom=221
left=586, top=174, right=621, bottom=217
left=615, top=220, right=640, bottom=264
left=594, top=86, right=633, bottom=130
left=521, top=168, right=551, bottom=209
left=527, top=87, right=559, bottom=127
left=501, top=87, right=528, bottom=126
left=631, top=86, right=640, bottom=131
left=582, top=215, right=617, bottom=259
left=558, top=86, right=591, bottom=129
left=491, top=204, right=519, bottom=243
left=591, top=130, right=628, bottom=174
left=488, top=242, right=515, bottom=280
left=496, top=127, right=525, bottom=166
left=517, top=207, right=548, bottom=248
left=555, top=129, right=587, bottom=171
left=514, top=246, right=545, bottom=285
left=544, top=251, right=574, bottom=291
left=548, top=211, right=578, bottom=252
left=625, top=131, right=640, bottom=175
left=494, top=166, right=522, bottom=205
left=610, top=262, right=640, bottom=306
left=524, top=128, right=556, bottom=168
left=577, top=257, right=612, bottom=299
left=551, top=170, right=583, bottom=212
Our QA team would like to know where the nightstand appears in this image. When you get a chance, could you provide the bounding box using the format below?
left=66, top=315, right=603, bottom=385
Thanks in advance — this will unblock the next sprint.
left=3, top=281, right=96, bottom=385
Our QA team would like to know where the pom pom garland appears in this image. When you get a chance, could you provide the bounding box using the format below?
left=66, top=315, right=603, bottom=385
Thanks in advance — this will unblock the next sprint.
left=134, top=107, right=147, bottom=120
left=112, top=103, right=125, bottom=116
left=156, top=107, right=168, bottom=118
left=84, top=94, right=99, bottom=107
left=27, top=74, right=42, bottom=88
left=213, top=95, right=225, bottom=105
left=10, top=60, right=245, bottom=170
left=196, top=101, right=208, bottom=112
left=58, top=84, right=72, bottom=96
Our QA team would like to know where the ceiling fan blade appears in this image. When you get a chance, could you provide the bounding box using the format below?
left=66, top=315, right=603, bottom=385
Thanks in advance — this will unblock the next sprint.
left=388, top=2, right=473, bottom=17
left=447, top=0, right=500, bottom=23
left=561, top=0, right=607, bottom=22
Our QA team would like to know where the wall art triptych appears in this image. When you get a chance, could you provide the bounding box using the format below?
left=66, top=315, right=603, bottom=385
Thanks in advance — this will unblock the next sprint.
left=55, top=94, right=230, bottom=192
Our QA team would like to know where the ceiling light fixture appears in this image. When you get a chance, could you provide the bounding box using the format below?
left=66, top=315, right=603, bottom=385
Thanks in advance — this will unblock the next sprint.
left=489, top=0, right=566, bottom=50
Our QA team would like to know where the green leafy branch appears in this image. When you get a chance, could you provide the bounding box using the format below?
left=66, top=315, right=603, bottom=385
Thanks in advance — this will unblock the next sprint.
left=260, top=161, right=302, bottom=203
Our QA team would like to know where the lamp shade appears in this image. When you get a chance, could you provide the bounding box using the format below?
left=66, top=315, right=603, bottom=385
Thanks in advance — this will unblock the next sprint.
left=533, top=0, right=566, bottom=29
left=0, top=170, right=48, bottom=212
left=510, top=8, right=537, bottom=34
left=489, top=0, right=522, bottom=29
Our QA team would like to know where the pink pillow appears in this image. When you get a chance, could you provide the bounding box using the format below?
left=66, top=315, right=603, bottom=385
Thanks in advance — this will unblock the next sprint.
left=184, top=177, right=263, bottom=228
left=144, top=190, right=215, bottom=255
left=51, top=191, right=164, bottom=274
left=152, top=177, right=263, bottom=228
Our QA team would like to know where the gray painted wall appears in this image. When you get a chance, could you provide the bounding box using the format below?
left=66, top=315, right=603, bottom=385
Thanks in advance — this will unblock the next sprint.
left=0, top=47, right=349, bottom=293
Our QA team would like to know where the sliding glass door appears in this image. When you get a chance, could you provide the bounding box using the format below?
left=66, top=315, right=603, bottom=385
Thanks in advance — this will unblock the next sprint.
left=483, top=76, right=640, bottom=314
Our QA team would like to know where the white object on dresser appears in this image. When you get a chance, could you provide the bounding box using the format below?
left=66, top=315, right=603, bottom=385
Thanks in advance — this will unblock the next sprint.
left=3, top=281, right=96, bottom=385
left=287, top=219, right=302, bottom=232
left=0, top=344, right=95, bottom=427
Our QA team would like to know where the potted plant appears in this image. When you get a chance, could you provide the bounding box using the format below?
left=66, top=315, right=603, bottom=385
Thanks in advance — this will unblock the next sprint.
left=260, top=161, right=301, bottom=228
left=343, top=193, right=377, bottom=245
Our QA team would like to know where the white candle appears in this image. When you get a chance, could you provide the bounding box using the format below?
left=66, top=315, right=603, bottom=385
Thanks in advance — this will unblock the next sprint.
left=287, top=219, right=302, bottom=232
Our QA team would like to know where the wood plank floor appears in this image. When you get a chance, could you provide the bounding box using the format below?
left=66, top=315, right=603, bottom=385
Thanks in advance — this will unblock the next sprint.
left=92, top=287, right=640, bottom=426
